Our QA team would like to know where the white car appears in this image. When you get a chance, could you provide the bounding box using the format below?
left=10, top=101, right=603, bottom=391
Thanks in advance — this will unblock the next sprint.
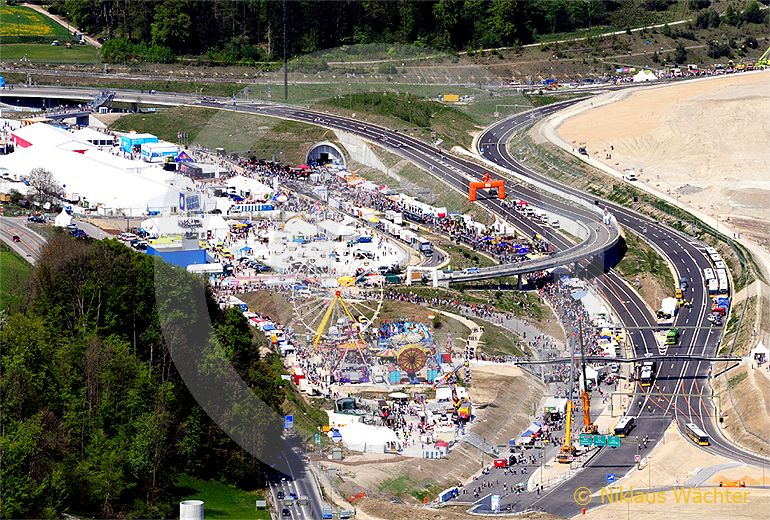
left=118, top=232, right=137, bottom=241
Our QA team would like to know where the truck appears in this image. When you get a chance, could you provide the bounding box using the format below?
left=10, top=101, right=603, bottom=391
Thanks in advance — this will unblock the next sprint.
left=666, top=328, right=679, bottom=345
left=417, top=237, right=433, bottom=257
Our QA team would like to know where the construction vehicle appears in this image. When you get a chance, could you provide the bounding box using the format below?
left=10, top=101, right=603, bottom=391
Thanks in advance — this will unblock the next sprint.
left=675, top=287, right=683, bottom=301
left=432, top=361, right=472, bottom=421
left=756, top=45, right=770, bottom=68
left=558, top=320, right=595, bottom=464
left=578, top=320, right=598, bottom=434
left=557, top=400, right=576, bottom=463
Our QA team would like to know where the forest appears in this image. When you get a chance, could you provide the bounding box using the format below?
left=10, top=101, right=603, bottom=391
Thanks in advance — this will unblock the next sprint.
left=0, top=234, right=286, bottom=518
left=37, top=0, right=761, bottom=64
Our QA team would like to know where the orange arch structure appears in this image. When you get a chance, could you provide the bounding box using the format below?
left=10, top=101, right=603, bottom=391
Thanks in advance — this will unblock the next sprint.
left=469, top=173, right=505, bottom=202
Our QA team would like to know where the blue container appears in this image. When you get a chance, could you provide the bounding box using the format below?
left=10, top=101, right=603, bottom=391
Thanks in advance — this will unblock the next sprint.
left=389, top=370, right=401, bottom=384
left=427, top=369, right=439, bottom=383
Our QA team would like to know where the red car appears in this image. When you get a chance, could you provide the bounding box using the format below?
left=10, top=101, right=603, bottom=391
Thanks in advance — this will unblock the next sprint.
left=12, top=235, right=20, bottom=243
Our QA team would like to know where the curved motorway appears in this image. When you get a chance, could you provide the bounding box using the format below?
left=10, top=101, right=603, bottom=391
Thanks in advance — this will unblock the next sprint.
left=4, top=86, right=767, bottom=517
left=477, top=105, right=768, bottom=514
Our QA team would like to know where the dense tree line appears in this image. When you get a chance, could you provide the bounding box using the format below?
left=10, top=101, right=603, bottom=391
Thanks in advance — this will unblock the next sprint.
left=0, top=234, right=286, bottom=518
left=40, top=0, right=749, bottom=64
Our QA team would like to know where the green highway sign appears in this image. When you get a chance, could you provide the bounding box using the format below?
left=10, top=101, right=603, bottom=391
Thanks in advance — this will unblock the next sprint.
left=593, top=434, right=607, bottom=447
left=608, top=436, right=621, bottom=448
left=579, top=434, right=593, bottom=446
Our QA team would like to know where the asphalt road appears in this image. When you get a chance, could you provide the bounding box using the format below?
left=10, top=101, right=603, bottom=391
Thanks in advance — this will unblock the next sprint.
left=0, top=216, right=48, bottom=263
left=474, top=107, right=769, bottom=516
left=5, top=86, right=767, bottom=518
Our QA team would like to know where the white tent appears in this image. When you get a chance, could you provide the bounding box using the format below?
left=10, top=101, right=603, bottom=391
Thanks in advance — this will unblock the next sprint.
left=751, top=341, right=768, bottom=362
left=207, top=215, right=230, bottom=241
left=226, top=175, right=272, bottom=200
left=318, top=219, right=356, bottom=238
left=284, top=218, right=317, bottom=239
left=0, top=144, right=191, bottom=215
left=633, top=70, right=657, bottom=82
left=54, top=208, right=73, bottom=227
left=339, top=422, right=402, bottom=453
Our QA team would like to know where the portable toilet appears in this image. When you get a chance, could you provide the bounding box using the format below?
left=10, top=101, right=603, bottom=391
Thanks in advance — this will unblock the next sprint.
left=389, top=369, right=401, bottom=384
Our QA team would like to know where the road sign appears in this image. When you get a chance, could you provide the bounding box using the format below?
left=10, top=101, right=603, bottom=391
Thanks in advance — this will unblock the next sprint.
left=634, top=454, right=641, bottom=463
left=284, top=415, right=294, bottom=429
left=255, top=500, right=267, bottom=509
left=579, top=434, right=593, bottom=446
left=608, top=436, right=621, bottom=448
left=593, top=434, right=607, bottom=447
left=606, top=474, right=616, bottom=484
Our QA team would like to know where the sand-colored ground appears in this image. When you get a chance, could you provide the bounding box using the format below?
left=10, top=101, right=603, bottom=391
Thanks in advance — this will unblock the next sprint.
left=556, top=71, right=770, bottom=247
left=577, top=421, right=770, bottom=520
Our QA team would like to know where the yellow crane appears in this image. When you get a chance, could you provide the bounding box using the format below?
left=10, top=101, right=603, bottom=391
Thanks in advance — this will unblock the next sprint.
left=557, top=401, right=576, bottom=463
left=558, top=319, right=596, bottom=464
left=756, top=45, right=770, bottom=68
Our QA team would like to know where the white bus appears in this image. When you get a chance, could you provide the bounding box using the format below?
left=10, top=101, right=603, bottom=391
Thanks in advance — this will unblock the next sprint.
left=703, top=268, right=714, bottom=281
left=684, top=422, right=710, bottom=445
left=708, top=279, right=719, bottom=295
left=614, top=416, right=636, bottom=437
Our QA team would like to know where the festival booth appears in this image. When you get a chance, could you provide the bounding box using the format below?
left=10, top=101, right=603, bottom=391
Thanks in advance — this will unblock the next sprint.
left=338, top=422, right=402, bottom=454
left=54, top=208, right=73, bottom=228
left=207, top=214, right=230, bottom=241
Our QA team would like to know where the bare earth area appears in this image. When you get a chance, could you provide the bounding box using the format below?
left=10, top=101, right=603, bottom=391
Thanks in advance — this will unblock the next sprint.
left=556, top=71, right=770, bottom=247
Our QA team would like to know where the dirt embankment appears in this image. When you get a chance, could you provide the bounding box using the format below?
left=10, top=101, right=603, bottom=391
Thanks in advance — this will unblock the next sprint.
left=556, top=71, right=770, bottom=248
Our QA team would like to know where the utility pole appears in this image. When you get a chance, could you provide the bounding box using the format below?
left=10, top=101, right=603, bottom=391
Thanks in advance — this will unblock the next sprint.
left=283, top=0, right=288, bottom=100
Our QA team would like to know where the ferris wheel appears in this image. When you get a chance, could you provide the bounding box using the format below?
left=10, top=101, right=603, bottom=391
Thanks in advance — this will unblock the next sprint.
left=290, top=259, right=385, bottom=350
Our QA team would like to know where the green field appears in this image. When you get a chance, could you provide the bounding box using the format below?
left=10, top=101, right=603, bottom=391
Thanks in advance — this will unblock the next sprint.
left=172, top=475, right=270, bottom=519
left=110, top=106, right=334, bottom=163
left=0, top=243, right=32, bottom=312
left=0, top=42, right=99, bottom=63
left=0, top=4, right=69, bottom=40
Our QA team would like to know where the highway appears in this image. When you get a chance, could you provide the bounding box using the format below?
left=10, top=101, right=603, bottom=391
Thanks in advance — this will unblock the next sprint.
left=474, top=107, right=768, bottom=515
left=4, top=86, right=767, bottom=517
left=0, top=216, right=48, bottom=263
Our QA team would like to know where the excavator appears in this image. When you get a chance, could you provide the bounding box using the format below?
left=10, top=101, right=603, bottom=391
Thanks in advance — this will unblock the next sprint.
left=557, top=320, right=596, bottom=464
left=433, top=361, right=472, bottom=421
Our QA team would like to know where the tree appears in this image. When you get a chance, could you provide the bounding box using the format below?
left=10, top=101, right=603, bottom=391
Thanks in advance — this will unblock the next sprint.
left=675, top=41, right=688, bottom=63
left=27, top=168, right=61, bottom=206
left=150, top=0, right=192, bottom=52
left=724, top=4, right=741, bottom=25
left=742, top=0, right=767, bottom=23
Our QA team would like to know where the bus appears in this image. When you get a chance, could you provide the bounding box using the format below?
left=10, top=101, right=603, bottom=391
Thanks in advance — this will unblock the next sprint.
left=614, top=416, right=635, bottom=437
left=684, top=422, right=710, bottom=446
left=640, top=361, right=655, bottom=387
left=703, top=268, right=714, bottom=281
left=708, top=279, right=719, bottom=295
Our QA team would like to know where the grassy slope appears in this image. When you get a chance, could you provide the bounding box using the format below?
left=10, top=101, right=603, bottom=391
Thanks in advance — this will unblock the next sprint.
left=110, top=107, right=334, bottom=164
left=172, top=475, right=270, bottom=520
left=0, top=43, right=99, bottom=63
left=317, top=92, right=480, bottom=149
left=0, top=243, right=32, bottom=312
left=615, top=229, right=675, bottom=310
